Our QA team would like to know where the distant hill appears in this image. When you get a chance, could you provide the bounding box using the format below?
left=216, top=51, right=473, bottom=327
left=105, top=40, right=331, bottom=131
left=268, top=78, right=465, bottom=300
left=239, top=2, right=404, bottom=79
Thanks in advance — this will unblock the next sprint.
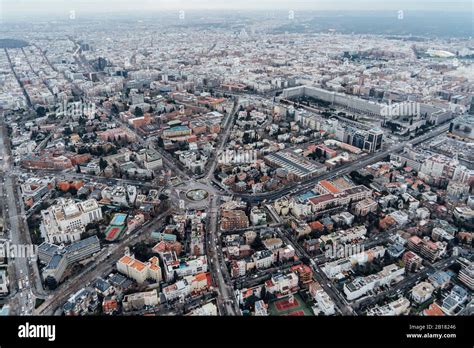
left=0, top=38, right=29, bottom=48
left=273, top=11, right=473, bottom=38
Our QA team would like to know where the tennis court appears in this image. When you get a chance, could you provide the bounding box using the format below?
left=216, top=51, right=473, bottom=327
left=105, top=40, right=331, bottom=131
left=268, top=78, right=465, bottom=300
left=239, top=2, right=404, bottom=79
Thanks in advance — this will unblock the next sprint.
left=275, top=298, right=300, bottom=311
left=105, top=225, right=125, bottom=242
left=268, top=293, right=313, bottom=316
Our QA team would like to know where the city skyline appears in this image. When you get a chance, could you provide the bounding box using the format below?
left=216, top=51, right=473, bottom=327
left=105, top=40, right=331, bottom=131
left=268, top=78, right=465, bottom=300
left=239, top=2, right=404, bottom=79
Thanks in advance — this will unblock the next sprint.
left=1, top=0, right=472, bottom=18
left=0, top=1, right=472, bottom=346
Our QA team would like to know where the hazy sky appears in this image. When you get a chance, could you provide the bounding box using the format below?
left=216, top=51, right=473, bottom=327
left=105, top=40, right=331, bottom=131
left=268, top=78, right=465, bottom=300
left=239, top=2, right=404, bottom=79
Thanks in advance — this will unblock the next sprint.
left=1, top=0, right=472, bottom=16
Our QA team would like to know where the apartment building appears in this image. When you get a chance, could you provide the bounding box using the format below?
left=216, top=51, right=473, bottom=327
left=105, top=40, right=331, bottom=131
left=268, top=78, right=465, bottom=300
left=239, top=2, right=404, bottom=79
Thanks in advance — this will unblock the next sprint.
left=265, top=272, right=299, bottom=296
left=253, top=250, right=275, bottom=270
left=402, top=251, right=423, bottom=272
left=40, top=198, right=103, bottom=243
left=21, top=153, right=73, bottom=171
left=123, top=289, right=160, bottom=311
left=161, top=251, right=208, bottom=282
left=220, top=209, right=249, bottom=231
left=458, top=258, right=474, bottom=290
left=39, top=235, right=101, bottom=284
left=411, top=282, right=435, bottom=304
left=117, top=253, right=162, bottom=284
left=162, top=272, right=211, bottom=302
left=137, top=148, right=163, bottom=170
left=0, top=269, right=9, bottom=295
left=367, top=297, right=410, bottom=316
left=309, top=185, right=372, bottom=212
left=344, top=264, right=405, bottom=300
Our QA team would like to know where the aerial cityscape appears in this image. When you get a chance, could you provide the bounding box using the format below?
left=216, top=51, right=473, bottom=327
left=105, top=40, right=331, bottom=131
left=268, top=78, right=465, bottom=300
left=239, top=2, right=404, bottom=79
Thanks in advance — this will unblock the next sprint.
left=0, top=0, right=473, bottom=325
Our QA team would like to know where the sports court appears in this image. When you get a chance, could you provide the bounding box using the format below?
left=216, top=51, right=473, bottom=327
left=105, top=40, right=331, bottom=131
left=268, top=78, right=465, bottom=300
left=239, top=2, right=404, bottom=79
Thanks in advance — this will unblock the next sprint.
left=105, top=225, right=125, bottom=242
left=268, top=293, right=313, bottom=316
left=275, top=298, right=300, bottom=311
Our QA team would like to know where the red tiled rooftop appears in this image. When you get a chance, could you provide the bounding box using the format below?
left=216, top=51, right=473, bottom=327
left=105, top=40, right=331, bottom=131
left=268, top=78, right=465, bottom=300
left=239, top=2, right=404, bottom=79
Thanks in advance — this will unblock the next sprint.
left=319, top=180, right=341, bottom=194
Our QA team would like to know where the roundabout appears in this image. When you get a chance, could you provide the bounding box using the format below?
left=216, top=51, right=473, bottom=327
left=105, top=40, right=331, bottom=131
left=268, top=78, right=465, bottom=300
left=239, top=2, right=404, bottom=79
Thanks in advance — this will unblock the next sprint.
left=185, top=188, right=209, bottom=201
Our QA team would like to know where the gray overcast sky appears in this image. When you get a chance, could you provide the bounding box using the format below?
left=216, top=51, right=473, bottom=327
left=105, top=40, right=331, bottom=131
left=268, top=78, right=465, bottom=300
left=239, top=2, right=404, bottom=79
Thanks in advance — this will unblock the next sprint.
left=1, top=0, right=472, bottom=18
